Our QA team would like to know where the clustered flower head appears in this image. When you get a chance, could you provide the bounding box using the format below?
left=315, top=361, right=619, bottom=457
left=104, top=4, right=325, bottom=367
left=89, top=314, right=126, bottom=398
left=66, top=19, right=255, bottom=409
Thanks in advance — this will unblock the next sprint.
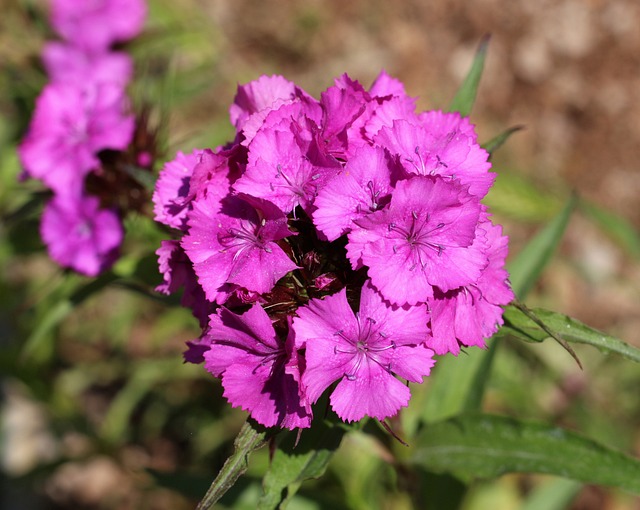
left=18, top=0, right=148, bottom=276
left=154, top=71, right=514, bottom=429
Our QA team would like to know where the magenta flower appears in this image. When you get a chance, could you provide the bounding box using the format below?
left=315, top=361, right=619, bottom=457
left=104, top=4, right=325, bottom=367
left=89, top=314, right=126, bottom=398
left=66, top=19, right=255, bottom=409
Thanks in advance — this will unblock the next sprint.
left=152, top=149, right=205, bottom=231
left=204, top=304, right=312, bottom=429
left=292, top=280, right=435, bottom=422
left=18, top=82, right=134, bottom=197
left=375, top=118, right=493, bottom=198
left=347, top=176, right=486, bottom=306
left=182, top=193, right=298, bottom=303
left=42, top=42, right=133, bottom=85
left=428, top=214, right=514, bottom=355
left=41, top=194, right=122, bottom=276
left=49, top=0, right=147, bottom=51
left=234, top=118, right=338, bottom=215
left=313, top=145, right=396, bottom=241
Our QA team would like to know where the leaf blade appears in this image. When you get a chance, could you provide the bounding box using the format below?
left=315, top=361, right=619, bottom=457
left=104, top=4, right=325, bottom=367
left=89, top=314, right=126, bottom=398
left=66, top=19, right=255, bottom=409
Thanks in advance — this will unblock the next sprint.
left=411, top=414, right=640, bottom=493
left=448, top=34, right=490, bottom=116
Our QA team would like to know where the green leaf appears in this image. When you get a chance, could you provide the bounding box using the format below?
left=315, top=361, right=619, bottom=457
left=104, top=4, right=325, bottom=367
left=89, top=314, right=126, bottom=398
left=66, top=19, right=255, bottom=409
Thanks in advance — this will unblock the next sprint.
left=21, top=272, right=118, bottom=362
left=257, top=419, right=345, bottom=510
left=508, top=195, right=576, bottom=299
left=421, top=342, right=498, bottom=424
left=481, top=125, right=524, bottom=156
left=411, top=414, right=640, bottom=493
left=500, top=306, right=640, bottom=364
left=580, top=200, right=640, bottom=259
left=520, top=478, right=582, bottom=510
left=196, top=420, right=272, bottom=510
left=448, top=34, right=490, bottom=116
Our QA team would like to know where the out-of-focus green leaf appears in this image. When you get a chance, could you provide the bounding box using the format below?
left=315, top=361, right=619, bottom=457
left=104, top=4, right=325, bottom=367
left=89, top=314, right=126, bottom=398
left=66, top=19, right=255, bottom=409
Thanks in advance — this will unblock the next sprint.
left=421, top=343, right=497, bottom=425
left=508, top=195, right=576, bottom=299
left=196, top=420, right=272, bottom=510
left=481, top=125, right=524, bottom=156
left=21, top=272, right=118, bottom=362
left=580, top=200, right=640, bottom=259
left=257, top=419, right=345, bottom=510
left=411, top=414, right=640, bottom=493
left=483, top=172, right=562, bottom=223
left=500, top=306, right=640, bottom=363
left=448, top=34, right=490, bottom=116
left=520, top=478, right=582, bottom=510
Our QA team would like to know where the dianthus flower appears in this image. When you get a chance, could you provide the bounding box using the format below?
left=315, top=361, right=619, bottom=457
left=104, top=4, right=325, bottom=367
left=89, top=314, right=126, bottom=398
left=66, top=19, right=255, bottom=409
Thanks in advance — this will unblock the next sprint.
left=427, top=211, right=514, bottom=355
left=182, top=193, right=299, bottom=303
left=49, top=0, right=147, bottom=51
left=18, top=82, right=134, bottom=197
left=203, top=304, right=312, bottom=429
left=292, top=280, right=435, bottom=422
left=347, top=175, right=486, bottom=306
left=41, top=194, right=123, bottom=276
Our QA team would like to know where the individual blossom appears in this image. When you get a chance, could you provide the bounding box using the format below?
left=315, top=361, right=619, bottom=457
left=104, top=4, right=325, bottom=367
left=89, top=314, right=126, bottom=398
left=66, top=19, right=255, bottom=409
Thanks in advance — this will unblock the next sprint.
left=18, top=82, right=134, bottom=197
left=49, top=0, right=147, bottom=52
left=313, top=145, right=397, bottom=241
left=152, top=149, right=205, bottom=231
left=182, top=193, right=299, bottom=303
left=203, top=304, right=312, bottom=429
left=235, top=117, right=339, bottom=216
left=292, top=280, right=435, bottom=422
left=40, top=194, right=123, bottom=276
left=375, top=117, right=493, bottom=198
left=156, top=240, right=213, bottom=327
left=42, top=42, right=133, bottom=85
left=428, top=213, right=514, bottom=355
left=347, top=175, right=486, bottom=306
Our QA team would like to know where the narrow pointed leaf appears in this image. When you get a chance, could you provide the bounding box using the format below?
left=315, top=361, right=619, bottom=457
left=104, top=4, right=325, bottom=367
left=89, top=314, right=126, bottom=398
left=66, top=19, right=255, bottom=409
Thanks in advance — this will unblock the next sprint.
left=500, top=305, right=640, bottom=363
left=508, top=195, right=576, bottom=299
left=411, top=414, right=640, bottom=493
left=448, top=34, right=490, bottom=116
left=481, top=125, right=524, bottom=156
left=196, top=420, right=271, bottom=510
left=580, top=200, right=640, bottom=259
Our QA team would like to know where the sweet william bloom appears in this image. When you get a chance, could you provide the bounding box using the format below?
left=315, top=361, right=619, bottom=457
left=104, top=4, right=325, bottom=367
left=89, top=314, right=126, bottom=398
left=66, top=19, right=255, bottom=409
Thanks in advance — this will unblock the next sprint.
left=347, top=175, right=487, bottom=306
left=49, top=0, right=147, bottom=51
left=42, top=42, right=133, bottom=85
left=204, top=304, right=312, bottom=429
left=41, top=194, right=122, bottom=276
left=293, top=280, right=435, bottom=422
left=18, top=82, right=134, bottom=197
left=182, top=193, right=298, bottom=303
left=153, top=149, right=205, bottom=231
left=313, top=145, right=397, bottom=241
left=428, top=213, right=514, bottom=355
left=375, top=118, right=493, bottom=198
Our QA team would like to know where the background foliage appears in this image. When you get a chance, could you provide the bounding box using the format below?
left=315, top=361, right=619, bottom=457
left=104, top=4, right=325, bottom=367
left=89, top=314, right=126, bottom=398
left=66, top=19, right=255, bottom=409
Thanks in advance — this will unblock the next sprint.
left=2, top=1, right=640, bottom=509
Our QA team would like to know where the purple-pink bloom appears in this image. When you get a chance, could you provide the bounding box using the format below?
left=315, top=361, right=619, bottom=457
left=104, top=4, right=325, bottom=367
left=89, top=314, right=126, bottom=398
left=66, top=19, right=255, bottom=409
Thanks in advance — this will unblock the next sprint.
left=375, top=118, right=493, bottom=198
left=182, top=193, right=298, bottom=303
left=292, top=280, right=434, bottom=422
left=204, top=304, right=312, bottom=429
left=152, top=149, right=205, bottom=231
left=49, top=0, right=147, bottom=51
left=18, top=82, right=134, bottom=197
left=156, top=240, right=214, bottom=327
left=313, top=145, right=397, bottom=241
left=347, top=176, right=486, bottom=306
left=235, top=117, right=339, bottom=215
left=428, top=213, right=514, bottom=355
left=41, top=194, right=122, bottom=276
left=42, top=42, right=133, bottom=85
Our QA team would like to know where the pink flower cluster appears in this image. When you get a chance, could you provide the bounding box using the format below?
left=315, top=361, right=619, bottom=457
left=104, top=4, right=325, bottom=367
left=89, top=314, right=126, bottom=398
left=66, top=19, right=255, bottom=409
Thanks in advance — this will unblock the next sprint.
left=154, top=72, right=514, bottom=428
left=18, top=0, right=147, bottom=276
